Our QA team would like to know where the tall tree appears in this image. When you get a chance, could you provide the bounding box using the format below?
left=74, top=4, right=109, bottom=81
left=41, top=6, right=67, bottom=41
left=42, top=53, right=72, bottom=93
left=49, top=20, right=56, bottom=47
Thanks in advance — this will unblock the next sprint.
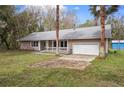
left=0, top=5, right=43, bottom=49
left=28, top=5, right=78, bottom=31
left=0, top=5, right=16, bottom=49
left=89, top=5, right=99, bottom=26
left=99, top=5, right=106, bottom=57
left=108, top=15, right=124, bottom=40
left=89, top=5, right=119, bottom=58
left=56, top=5, right=59, bottom=55
left=89, top=5, right=119, bottom=26
left=79, top=19, right=95, bottom=27
left=60, top=10, right=78, bottom=29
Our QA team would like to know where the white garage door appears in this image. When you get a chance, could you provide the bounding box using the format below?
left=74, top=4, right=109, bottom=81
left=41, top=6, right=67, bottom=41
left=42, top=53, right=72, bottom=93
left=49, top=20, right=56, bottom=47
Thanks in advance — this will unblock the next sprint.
left=73, top=44, right=99, bottom=55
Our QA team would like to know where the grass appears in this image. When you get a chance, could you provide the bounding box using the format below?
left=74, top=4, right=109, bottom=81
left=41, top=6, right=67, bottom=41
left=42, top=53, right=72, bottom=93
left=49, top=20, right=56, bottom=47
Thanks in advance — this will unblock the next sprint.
left=0, top=50, right=124, bottom=86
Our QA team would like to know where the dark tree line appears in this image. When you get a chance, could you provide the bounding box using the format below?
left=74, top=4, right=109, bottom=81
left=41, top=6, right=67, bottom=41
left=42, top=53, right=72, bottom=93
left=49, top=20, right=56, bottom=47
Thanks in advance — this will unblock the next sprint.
left=0, top=6, right=41, bottom=49
left=0, top=5, right=78, bottom=50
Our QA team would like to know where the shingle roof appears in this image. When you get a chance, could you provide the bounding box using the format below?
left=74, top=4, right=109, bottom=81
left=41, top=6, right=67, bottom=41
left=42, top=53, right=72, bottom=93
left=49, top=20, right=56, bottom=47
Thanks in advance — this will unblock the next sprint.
left=18, top=25, right=112, bottom=41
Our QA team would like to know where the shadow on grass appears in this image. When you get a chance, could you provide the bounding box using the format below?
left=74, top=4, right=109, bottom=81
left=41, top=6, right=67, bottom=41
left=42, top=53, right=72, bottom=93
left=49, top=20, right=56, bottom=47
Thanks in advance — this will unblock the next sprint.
left=0, top=50, right=33, bottom=57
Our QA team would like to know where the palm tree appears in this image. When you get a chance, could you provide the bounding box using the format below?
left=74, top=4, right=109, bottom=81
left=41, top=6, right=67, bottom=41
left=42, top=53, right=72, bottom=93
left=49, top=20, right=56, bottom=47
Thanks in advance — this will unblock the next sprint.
left=89, top=5, right=119, bottom=58
left=56, top=5, right=59, bottom=55
left=89, top=5, right=119, bottom=26
left=99, top=5, right=106, bottom=57
left=89, top=5, right=99, bottom=26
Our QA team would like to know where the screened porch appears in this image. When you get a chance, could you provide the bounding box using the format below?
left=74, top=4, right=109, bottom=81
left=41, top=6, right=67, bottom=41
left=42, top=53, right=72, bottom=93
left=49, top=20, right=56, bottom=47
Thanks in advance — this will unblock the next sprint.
left=31, top=40, right=69, bottom=53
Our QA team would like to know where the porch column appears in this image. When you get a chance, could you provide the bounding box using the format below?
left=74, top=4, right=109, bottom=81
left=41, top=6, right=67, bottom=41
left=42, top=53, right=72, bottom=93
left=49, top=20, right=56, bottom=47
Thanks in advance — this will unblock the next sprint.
left=46, top=40, right=49, bottom=51
left=38, top=41, right=41, bottom=51
left=106, top=39, right=108, bottom=53
left=67, top=40, right=69, bottom=53
left=52, top=41, right=54, bottom=51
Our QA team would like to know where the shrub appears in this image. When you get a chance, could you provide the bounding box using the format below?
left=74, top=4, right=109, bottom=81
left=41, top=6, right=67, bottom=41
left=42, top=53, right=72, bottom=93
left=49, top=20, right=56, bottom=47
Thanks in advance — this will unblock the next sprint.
left=109, top=49, right=117, bottom=54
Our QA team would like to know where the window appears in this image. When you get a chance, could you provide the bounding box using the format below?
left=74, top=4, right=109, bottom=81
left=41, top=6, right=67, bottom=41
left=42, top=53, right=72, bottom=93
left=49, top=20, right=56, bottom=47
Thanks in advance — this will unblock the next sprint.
left=32, top=41, right=38, bottom=47
left=61, top=41, right=63, bottom=47
left=65, top=41, right=67, bottom=47
left=52, top=41, right=67, bottom=47
left=53, top=41, right=56, bottom=47
left=60, top=41, right=67, bottom=47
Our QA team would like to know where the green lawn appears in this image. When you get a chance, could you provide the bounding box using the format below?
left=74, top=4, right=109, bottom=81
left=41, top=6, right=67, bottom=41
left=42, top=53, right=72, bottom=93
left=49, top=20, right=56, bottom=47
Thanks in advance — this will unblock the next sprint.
left=0, top=50, right=124, bottom=87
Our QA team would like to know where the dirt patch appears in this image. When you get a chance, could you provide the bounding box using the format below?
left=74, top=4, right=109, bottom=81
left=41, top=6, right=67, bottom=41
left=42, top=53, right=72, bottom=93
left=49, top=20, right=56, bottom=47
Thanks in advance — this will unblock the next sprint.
left=29, top=59, right=91, bottom=70
left=59, top=55, right=96, bottom=61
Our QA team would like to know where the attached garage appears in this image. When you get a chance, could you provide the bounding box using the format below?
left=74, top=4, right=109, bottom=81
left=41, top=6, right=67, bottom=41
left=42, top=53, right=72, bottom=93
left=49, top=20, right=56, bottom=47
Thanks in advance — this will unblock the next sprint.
left=72, top=43, right=99, bottom=55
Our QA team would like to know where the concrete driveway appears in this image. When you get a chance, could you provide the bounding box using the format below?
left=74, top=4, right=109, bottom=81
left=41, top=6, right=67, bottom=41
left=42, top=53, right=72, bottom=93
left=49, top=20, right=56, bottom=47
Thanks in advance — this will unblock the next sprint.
left=59, top=54, right=97, bottom=62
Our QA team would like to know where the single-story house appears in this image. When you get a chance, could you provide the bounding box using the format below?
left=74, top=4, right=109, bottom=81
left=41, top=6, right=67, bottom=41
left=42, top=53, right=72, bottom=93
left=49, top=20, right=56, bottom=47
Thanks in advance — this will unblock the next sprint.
left=17, top=25, right=112, bottom=55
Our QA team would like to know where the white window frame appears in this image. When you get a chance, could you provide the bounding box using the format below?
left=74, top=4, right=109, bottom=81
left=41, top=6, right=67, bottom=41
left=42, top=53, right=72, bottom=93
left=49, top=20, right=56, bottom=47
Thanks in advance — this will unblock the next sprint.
left=51, top=40, right=67, bottom=48
left=60, top=40, right=67, bottom=47
left=32, top=41, right=38, bottom=47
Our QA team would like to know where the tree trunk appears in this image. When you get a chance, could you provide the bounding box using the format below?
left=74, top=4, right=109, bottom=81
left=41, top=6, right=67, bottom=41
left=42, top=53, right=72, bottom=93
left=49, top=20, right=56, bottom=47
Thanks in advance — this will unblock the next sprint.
left=0, top=34, right=10, bottom=50
left=4, top=39, right=10, bottom=50
left=56, top=5, right=59, bottom=55
left=95, top=16, right=98, bottom=26
left=99, top=5, right=106, bottom=58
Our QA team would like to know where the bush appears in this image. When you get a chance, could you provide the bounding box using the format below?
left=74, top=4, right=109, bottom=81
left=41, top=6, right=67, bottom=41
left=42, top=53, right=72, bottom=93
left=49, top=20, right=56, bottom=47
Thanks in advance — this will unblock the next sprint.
left=109, top=49, right=117, bottom=54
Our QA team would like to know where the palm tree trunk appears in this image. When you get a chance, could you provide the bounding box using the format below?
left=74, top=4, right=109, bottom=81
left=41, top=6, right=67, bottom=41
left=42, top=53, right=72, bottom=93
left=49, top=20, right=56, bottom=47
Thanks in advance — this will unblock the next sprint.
left=95, top=16, right=98, bottom=26
left=56, top=5, right=59, bottom=55
left=100, top=5, right=106, bottom=58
